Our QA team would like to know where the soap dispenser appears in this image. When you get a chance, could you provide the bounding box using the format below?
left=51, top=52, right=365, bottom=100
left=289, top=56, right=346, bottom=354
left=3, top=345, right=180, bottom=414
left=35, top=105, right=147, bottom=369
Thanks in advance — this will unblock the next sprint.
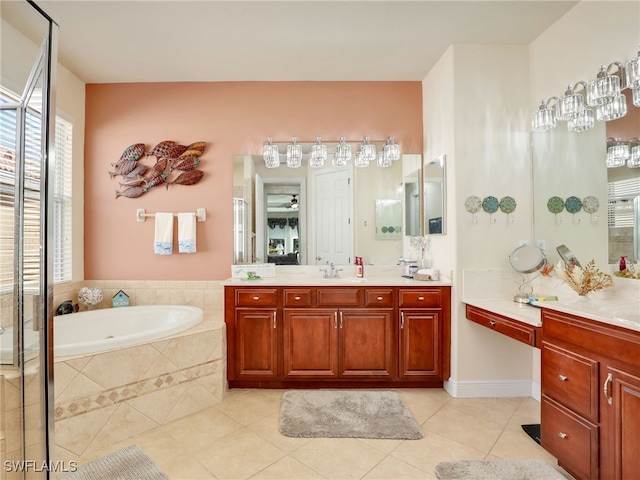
left=355, top=257, right=364, bottom=278
left=619, top=256, right=627, bottom=271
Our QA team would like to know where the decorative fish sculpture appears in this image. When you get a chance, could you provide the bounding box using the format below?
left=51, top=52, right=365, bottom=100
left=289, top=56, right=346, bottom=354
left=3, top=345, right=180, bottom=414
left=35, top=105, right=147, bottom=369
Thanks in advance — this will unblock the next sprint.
left=179, top=142, right=206, bottom=156
left=162, top=144, right=188, bottom=158
left=112, top=143, right=145, bottom=166
left=115, top=186, right=146, bottom=199
left=144, top=173, right=169, bottom=191
left=108, top=160, right=138, bottom=178
left=147, top=157, right=169, bottom=177
left=122, top=164, right=147, bottom=179
left=171, top=156, right=200, bottom=172
left=165, top=169, right=204, bottom=189
left=146, top=140, right=176, bottom=158
left=179, top=149, right=205, bottom=159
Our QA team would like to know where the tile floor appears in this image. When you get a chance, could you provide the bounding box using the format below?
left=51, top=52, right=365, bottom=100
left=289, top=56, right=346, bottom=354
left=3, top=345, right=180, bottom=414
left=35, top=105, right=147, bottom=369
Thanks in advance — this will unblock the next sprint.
left=74, top=389, right=572, bottom=480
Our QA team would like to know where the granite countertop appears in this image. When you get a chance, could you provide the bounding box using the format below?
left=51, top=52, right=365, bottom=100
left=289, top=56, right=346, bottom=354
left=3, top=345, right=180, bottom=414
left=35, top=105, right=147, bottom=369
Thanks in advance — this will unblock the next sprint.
left=223, top=265, right=452, bottom=287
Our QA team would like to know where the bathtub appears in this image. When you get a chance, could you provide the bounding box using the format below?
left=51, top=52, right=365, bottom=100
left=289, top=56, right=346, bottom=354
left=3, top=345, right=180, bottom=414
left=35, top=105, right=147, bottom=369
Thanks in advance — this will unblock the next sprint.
left=54, top=305, right=203, bottom=357
left=0, top=305, right=203, bottom=362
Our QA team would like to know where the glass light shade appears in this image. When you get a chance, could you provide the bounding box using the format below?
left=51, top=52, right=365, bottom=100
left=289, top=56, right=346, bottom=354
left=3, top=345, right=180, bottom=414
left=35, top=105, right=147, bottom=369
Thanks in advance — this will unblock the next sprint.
left=626, top=53, right=640, bottom=87
left=531, top=101, right=556, bottom=132
left=334, top=136, right=352, bottom=164
left=633, top=85, right=640, bottom=108
left=332, top=151, right=348, bottom=168
left=263, top=138, right=280, bottom=168
left=607, top=138, right=630, bottom=168
left=286, top=137, right=302, bottom=168
left=360, top=137, right=376, bottom=162
left=557, top=85, right=585, bottom=121
left=309, top=137, right=327, bottom=168
left=628, top=145, right=640, bottom=168
left=587, top=70, right=620, bottom=107
left=567, top=108, right=594, bottom=132
left=596, top=93, right=627, bottom=121
left=384, top=136, right=401, bottom=161
left=376, top=151, right=392, bottom=168
left=354, top=151, right=369, bottom=168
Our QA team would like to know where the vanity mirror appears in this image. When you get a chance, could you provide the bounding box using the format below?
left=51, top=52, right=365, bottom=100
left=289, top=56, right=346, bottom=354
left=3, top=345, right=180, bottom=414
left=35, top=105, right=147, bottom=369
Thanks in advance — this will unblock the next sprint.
left=532, top=82, right=639, bottom=268
left=232, top=152, right=421, bottom=265
left=424, top=154, right=446, bottom=235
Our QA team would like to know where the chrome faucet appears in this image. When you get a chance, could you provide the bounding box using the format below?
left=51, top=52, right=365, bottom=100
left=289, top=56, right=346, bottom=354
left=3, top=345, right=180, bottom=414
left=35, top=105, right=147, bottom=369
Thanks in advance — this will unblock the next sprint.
left=320, top=263, right=343, bottom=279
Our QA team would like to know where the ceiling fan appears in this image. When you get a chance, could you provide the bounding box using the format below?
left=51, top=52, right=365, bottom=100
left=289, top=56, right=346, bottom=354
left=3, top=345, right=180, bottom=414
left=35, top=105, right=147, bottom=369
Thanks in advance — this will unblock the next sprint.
left=284, top=194, right=299, bottom=209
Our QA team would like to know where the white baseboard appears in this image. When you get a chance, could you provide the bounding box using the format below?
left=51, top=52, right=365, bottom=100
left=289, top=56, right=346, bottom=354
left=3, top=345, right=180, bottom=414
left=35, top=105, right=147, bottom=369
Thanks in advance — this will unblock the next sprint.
left=444, top=379, right=540, bottom=399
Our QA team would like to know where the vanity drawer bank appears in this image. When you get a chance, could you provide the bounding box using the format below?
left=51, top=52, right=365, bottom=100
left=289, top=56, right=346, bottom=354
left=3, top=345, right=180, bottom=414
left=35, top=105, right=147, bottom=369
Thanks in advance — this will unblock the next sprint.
left=223, top=282, right=451, bottom=388
left=540, top=308, right=640, bottom=480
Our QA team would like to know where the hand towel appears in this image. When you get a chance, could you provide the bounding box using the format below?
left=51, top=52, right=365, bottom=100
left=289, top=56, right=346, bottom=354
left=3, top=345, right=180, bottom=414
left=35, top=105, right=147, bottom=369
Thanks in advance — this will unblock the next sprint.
left=154, top=212, right=174, bottom=255
left=178, top=212, right=196, bottom=253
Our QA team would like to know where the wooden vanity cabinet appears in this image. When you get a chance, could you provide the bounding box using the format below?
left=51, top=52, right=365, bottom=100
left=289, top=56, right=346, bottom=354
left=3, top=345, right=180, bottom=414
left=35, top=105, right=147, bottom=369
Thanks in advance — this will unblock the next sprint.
left=541, top=309, right=640, bottom=480
left=225, top=284, right=450, bottom=388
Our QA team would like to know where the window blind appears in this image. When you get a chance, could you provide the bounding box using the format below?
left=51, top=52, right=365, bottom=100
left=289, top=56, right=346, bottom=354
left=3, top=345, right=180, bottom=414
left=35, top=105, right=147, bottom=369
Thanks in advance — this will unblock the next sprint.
left=608, top=177, right=640, bottom=229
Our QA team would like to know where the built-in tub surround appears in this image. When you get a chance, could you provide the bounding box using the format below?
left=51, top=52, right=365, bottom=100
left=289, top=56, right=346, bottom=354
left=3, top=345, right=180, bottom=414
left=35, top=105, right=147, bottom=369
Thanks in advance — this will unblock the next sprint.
left=52, top=280, right=226, bottom=460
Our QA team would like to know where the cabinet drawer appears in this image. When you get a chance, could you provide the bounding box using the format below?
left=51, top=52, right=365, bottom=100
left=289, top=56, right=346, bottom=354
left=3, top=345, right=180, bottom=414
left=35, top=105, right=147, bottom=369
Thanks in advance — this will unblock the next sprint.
left=398, top=289, right=441, bottom=308
left=317, top=288, right=360, bottom=307
left=283, top=288, right=313, bottom=307
left=364, top=289, right=394, bottom=307
left=541, top=395, right=598, bottom=480
left=542, top=342, right=598, bottom=422
left=235, top=288, right=278, bottom=307
left=466, top=305, right=537, bottom=347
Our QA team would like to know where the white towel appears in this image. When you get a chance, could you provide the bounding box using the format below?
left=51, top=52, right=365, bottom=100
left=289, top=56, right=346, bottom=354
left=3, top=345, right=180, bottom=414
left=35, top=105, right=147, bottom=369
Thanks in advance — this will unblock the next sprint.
left=178, top=212, right=196, bottom=253
left=154, top=212, right=174, bottom=255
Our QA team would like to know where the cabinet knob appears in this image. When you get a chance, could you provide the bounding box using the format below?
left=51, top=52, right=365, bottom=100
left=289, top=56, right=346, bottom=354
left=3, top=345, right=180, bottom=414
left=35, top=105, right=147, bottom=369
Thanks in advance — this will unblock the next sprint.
left=377, top=296, right=383, bottom=301
left=294, top=296, right=301, bottom=301
left=558, top=374, right=568, bottom=381
left=252, top=296, right=259, bottom=301
left=489, top=321, right=496, bottom=327
left=417, top=296, right=424, bottom=301
left=557, top=432, right=568, bottom=439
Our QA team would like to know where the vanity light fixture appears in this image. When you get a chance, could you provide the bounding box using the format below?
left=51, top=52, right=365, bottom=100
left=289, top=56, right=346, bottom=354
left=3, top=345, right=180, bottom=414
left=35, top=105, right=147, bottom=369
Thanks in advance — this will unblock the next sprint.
left=532, top=54, right=638, bottom=133
left=262, top=136, right=401, bottom=169
left=628, top=138, right=640, bottom=168
left=606, top=137, right=630, bottom=168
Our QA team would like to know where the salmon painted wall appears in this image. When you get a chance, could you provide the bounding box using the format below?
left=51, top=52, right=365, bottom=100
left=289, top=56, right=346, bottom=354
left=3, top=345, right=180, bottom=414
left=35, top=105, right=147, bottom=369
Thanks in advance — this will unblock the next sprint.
left=85, top=82, right=423, bottom=280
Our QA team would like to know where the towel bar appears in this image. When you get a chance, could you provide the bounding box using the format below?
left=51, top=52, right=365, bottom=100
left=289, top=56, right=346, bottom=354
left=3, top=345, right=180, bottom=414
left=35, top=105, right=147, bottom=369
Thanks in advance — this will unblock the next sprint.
left=136, top=208, right=206, bottom=223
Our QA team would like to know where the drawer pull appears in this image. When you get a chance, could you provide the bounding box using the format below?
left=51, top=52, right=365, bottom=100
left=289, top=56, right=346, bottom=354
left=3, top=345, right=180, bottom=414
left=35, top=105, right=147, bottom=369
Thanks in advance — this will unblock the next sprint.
left=339, top=311, right=344, bottom=329
left=377, top=296, right=383, bottom=301
left=557, top=432, right=568, bottom=439
left=417, top=296, right=424, bottom=301
left=272, top=312, right=277, bottom=329
left=252, top=296, right=260, bottom=301
left=334, top=312, right=338, bottom=329
left=294, top=296, right=301, bottom=301
left=400, top=312, right=405, bottom=329
left=604, top=372, right=613, bottom=405
left=558, top=375, right=568, bottom=381
left=489, top=321, right=496, bottom=327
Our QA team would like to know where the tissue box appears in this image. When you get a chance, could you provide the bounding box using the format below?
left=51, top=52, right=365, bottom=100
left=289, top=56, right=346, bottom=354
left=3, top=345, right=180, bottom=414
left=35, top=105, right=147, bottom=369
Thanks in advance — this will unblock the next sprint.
left=231, top=263, right=276, bottom=279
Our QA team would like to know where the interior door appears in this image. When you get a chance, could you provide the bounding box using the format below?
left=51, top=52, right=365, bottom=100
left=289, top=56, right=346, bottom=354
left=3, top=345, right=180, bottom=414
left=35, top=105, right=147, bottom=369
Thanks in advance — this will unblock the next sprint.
left=312, top=167, right=353, bottom=265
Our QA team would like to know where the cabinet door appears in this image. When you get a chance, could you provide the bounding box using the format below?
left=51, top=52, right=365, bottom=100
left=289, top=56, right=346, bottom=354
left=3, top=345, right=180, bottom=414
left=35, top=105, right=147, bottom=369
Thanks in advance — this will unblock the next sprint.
left=339, top=309, right=395, bottom=379
left=235, top=309, right=279, bottom=380
left=602, top=367, right=640, bottom=480
left=283, top=308, right=339, bottom=379
left=398, top=309, right=441, bottom=380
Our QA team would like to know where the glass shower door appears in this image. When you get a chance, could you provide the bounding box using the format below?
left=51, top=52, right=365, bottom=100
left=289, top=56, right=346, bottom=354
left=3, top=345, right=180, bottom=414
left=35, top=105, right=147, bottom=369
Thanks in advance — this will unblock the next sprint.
left=0, top=1, right=57, bottom=478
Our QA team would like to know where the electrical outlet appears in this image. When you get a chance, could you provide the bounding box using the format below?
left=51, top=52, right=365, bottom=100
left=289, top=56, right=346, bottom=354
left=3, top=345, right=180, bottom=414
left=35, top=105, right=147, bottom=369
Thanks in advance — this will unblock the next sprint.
left=535, top=240, right=546, bottom=250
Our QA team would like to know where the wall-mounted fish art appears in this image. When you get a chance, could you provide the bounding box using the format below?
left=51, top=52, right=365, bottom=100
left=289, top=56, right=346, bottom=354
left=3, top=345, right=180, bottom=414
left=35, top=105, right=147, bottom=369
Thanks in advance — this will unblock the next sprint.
left=111, top=140, right=206, bottom=198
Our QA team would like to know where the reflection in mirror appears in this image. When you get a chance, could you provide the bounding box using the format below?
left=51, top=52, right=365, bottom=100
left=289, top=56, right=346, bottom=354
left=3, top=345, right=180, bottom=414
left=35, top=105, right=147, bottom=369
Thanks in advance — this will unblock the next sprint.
left=403, top=158, right=421, bottom=237
left=375, top=199, right=402, bottom=240
left=232, top=152, right=416, bottom=265
left=532, top=93, right=639, bottom=268
left=424, top=155, right=446, bottom=235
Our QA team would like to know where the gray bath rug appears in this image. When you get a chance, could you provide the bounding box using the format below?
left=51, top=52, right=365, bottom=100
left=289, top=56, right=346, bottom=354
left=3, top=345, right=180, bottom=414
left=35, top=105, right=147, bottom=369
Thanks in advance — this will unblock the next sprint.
left=278, top=389, right=423, bottom=439
left=57, top=444, right=168, bottom=480
left=434, top=459, right=566, bottom=480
